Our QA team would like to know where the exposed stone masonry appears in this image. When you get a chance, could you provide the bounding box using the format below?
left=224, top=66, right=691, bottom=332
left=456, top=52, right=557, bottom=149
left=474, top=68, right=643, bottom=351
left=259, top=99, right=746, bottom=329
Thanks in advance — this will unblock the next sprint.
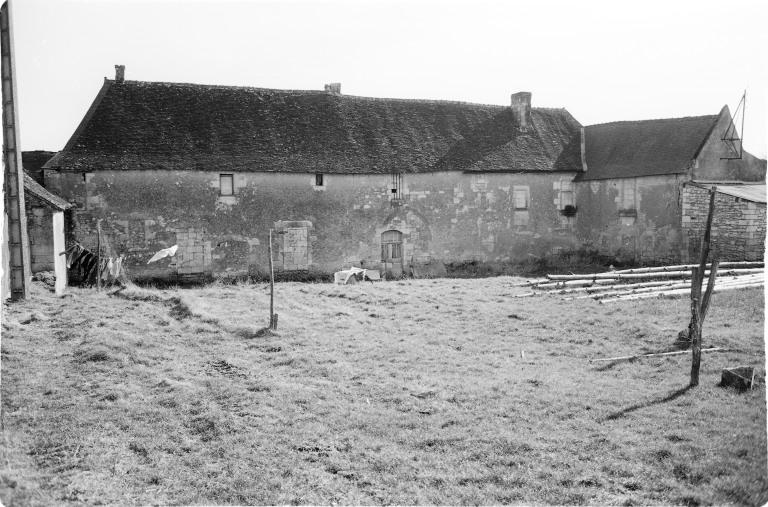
left=682, top=184, right=765, bottom=261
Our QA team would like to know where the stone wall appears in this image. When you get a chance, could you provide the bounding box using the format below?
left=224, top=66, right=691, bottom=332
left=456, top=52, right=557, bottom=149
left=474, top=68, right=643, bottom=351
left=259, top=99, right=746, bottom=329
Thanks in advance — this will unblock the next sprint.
left=574, top=174, right=684, bottom=264
left=681, top=184, right=766, bottom=262
left=44, top=169, right=580, bottom=280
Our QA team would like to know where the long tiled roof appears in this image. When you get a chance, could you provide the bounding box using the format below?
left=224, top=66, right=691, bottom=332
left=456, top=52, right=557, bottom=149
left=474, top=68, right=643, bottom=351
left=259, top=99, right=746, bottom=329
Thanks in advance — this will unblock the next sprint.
left=578, top=113, right=720, bottom=180
left=44, top=80, right=583, bottom=174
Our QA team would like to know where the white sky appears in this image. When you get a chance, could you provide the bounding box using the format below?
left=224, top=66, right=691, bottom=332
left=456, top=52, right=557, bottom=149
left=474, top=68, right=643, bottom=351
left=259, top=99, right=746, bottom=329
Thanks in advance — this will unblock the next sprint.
left=10, top=0, right=768, bottom=158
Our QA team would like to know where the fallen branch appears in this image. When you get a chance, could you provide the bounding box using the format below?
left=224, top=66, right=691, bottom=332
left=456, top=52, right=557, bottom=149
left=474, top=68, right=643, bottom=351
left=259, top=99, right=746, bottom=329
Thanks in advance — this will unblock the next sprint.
left=592, top=347, right=727, bottom=362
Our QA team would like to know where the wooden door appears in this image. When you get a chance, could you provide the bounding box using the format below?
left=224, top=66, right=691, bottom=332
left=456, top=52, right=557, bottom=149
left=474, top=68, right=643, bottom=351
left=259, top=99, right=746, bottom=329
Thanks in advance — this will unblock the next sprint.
left=381, top=230, right=403, bottom=279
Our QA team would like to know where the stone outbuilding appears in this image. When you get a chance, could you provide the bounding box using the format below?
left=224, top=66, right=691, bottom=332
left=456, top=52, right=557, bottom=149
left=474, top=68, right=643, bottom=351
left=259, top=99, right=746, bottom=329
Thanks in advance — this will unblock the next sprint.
left=23, top=172, right=72, bottom=295
left=575, top=106, right=766, bottom=263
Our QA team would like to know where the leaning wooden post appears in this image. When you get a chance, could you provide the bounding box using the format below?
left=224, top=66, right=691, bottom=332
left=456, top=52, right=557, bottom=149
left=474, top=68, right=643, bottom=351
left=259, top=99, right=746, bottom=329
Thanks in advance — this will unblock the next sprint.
left=96, top=219, right=102, bottom=291
left=700, top=259, right=719, bottom=324
left=683, top=187, right=716, bottom=345
left=695, top=188, right=717, bottom=283
left=268, top=228, right=275, bottom=329
left=689, top=187, right=716, bottom=386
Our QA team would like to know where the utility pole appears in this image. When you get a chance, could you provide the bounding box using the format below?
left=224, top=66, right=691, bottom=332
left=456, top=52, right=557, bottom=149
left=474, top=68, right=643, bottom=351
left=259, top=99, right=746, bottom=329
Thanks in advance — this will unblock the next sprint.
left=1, top=1, right=31, bottom=300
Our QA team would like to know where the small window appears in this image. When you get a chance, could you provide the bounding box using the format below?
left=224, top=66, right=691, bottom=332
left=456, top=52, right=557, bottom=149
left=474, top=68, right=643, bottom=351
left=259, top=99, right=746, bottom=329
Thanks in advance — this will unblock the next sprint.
left=620, top=179, right=636, bottom=210
left=220, top=174, right=234, bottom=196
left=315, top=173, right=324, bottom=187
left=558, top=180, right=575, bottom=208
left=560, top=190, right=575, bottom=207
left=513, top=186, right=530, bottom=210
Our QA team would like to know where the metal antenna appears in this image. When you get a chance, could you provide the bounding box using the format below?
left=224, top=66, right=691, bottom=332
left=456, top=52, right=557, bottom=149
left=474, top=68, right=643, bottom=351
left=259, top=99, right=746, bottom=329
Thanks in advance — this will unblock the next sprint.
left=720, top=90, right=746, bottom=160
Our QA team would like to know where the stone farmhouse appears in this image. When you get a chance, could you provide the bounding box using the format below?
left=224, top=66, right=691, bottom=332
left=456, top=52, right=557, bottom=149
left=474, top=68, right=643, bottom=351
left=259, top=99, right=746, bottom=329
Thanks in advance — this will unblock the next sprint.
left=38, top=66, right=765, bottom=281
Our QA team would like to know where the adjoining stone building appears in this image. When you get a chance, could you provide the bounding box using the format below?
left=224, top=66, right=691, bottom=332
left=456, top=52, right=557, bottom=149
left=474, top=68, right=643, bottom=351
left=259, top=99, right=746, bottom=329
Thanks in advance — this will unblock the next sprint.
left=575, top=107, right=766, bottom=264
left=40, top=66, right=766, bottom=280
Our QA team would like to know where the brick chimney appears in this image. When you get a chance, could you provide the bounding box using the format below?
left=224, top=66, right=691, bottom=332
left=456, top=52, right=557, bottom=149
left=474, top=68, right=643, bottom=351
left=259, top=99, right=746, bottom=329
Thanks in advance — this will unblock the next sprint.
left=115, top=65, right=125, bottom=83
left=324, top=82, right=341, bottom=95
left=510, top=91, right=531, bottom=129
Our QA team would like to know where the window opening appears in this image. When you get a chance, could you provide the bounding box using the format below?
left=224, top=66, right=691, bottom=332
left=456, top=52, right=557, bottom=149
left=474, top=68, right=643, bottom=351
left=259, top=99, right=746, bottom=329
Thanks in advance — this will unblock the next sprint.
left=220, top=174, right=234, bottom=196
left=513, top=186, right=530, bottom=210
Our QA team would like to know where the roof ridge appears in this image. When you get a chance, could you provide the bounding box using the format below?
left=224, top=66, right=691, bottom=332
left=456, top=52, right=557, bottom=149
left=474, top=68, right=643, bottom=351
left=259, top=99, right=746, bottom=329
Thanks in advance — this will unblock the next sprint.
left=119, top=79, right=321, bottom=95
left=115, top=79, right=573, bottom=111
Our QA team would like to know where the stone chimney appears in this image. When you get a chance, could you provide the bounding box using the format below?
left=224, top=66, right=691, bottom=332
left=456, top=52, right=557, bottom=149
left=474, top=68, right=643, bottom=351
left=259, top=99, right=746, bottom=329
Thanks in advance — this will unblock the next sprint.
left=115, top=65, right=125, bottom=83
left=324, top=82, right=341, bottom=95
left=510, top=91, right=532, bottom=129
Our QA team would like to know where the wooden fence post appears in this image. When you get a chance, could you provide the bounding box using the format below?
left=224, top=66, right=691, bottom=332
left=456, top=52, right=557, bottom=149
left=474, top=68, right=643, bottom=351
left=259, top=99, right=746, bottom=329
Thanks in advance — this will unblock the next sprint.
left=690, top=295, right=702, bottom=386
left=269, top=228, right=275, bottom=329
left=96, top=219, right=102, bottom=292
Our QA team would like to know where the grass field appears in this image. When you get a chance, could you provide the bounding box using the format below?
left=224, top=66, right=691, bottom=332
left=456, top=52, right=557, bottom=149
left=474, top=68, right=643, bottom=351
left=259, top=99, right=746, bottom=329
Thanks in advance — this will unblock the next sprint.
left=1, top=277, right=766, bottom=505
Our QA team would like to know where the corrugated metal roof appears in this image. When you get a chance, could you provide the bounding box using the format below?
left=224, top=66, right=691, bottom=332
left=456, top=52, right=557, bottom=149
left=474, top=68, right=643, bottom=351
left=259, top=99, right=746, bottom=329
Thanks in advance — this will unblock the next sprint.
left=715, top=184, right=766, bottom=203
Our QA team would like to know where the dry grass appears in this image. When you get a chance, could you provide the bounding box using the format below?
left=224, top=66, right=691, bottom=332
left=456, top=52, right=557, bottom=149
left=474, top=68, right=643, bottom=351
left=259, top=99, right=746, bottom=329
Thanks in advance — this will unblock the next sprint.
left=1, top=277, right=765, bottom=505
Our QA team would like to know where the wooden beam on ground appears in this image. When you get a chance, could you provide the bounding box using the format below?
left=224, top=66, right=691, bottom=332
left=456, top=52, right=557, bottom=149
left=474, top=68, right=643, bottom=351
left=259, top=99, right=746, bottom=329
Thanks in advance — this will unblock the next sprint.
left=592, top=347, right=726, bottom=363
left=610, top=261, right=762, bottom=275
left=545, top=267, right=760, bottom=282
left=598, top=280, right=763, bottom=303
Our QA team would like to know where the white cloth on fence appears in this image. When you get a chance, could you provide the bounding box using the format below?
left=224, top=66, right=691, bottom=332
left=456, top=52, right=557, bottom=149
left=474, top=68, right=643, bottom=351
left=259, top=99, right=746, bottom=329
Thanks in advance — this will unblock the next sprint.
left=147, top=245, right=178, bottom=264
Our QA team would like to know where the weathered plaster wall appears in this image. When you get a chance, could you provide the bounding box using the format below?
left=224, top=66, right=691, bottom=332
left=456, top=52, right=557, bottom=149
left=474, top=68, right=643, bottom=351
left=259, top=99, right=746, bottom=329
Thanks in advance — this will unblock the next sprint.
left=693, top=110, right=766, bottom=182
left=681, top=184, right=766, bottom=262
left=44, top=169, right=578, bottom=280
left=574, top=174, right=684, bottom=264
